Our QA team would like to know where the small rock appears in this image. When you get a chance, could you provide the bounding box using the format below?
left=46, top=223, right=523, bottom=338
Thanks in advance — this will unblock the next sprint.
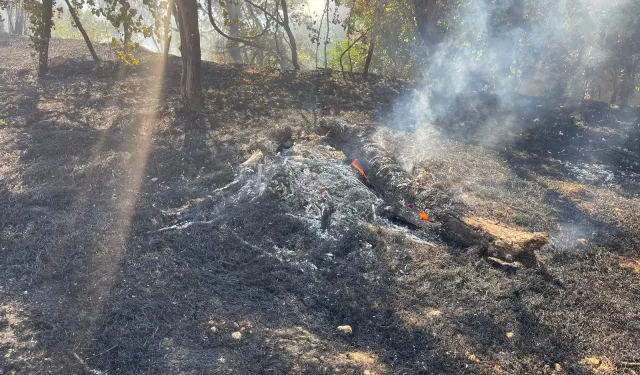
left=466, top=352, right=481, bottom=363
left=336, top=325, right=352, bottom=335
left=582, top=357, right=601, bottom=366
left=241, top=150, right=263, bottom=167
left=209, top=326, right=217, bottom=334
left=554, top=363, right=563, bottom=372
left=620, top=259, right=640, bottom=274
left=151, top=177, right=158, bottom=182
left=231, top=331, right=242, bottom=340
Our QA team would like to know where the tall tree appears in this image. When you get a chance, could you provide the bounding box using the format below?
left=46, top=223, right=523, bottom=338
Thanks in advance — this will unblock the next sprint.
left=174, top=0, right=204, bottom=109
left=0, top=0, right=6, bottom=33
left=208, top=0, right=300, bottom=69
left=413, top=0, right=447, bottom=51
left=40, top=0, right=53, bottom=75
left=162, top=0, right=173, bottom=64
left=26, top=0, right=55, bottom=75
left=4, top=0, right=27, bottom=35
left=64, top=0, right=100, bottom=61
left=362, top=0, right=383, bottom=76
left=277, top=0, right=299, bottom=70
left=225, top=0, right=243, bottom=62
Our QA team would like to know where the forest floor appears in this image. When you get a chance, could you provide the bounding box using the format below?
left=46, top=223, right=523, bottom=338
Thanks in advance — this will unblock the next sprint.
left=1, top=36, right=639, bottom=375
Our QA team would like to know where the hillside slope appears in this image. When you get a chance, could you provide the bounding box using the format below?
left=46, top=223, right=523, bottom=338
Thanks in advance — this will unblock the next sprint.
left=1, top=36, right=639, bottom=375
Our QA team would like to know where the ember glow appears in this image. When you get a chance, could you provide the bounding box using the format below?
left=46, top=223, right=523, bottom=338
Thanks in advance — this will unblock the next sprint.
left=419, top=210, right=430, bottom=222
left=351, top=158, right=368, bottom=179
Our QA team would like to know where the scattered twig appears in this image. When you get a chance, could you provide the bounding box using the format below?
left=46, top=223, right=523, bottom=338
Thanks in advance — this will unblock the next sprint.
left=583, top=147, right=640, bottom=159
left=620, top=362, right=640, bottom=367
left=72, top=352, right=87, bottom=366
left=155, top=220, right=214, bottom=232
left=85, top=345, right=118, bottom=360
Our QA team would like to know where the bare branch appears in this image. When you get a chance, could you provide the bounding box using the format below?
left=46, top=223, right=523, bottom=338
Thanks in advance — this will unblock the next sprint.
left=339, top=33, right=366, bottom=77
left=206, top=0, right=264, bottom=48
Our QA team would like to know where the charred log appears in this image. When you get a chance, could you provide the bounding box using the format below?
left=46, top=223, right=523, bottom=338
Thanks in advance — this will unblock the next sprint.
left=318, top=119, right=548, bottom=267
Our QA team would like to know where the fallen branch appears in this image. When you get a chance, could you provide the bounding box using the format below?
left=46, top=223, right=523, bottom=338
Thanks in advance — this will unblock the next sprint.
left=584, top=147, right=640, bottom=160
left=620, top=362, right=640, bottom=368
left=486, top=256, right=522, bottom=270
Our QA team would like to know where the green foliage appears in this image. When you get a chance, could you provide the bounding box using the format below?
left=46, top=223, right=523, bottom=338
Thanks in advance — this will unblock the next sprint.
left=86, top=0, right=160, bottom=65
left=330, top=0, right=427, bottom=78
left=94, top=0, right=157, bottom=44
left=52, top=6, right=115, bottom=42
left=112, top=37, right=140, bottom=66
left=327, top=38, right=367, bottom=72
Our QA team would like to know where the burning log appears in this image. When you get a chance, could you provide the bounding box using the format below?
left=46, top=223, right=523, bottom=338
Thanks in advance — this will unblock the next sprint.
left=318, top=119, right=549, bottom=267
left=378, top=203, right=440, bottom=230
left=318, top=119, right=412, bottom=200
left=350, top=158, right=368, bottom=179
left=419, top=210, right=430, bottom=222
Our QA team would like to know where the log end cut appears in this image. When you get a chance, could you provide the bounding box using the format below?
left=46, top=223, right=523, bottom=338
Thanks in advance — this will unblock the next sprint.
left=462, top=217, right=549, bottom=266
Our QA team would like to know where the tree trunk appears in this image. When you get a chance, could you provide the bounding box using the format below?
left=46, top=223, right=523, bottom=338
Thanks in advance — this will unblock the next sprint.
left=14, top=2, right=21, bottom=35
left=226, top=0, right=243, bottom=63
left=123, top=13, right=132, bottom=45
left=363, top=2, right=382, bottom=77
left=413, top=0, right=447, bottom=52
left=15, top=0, right=25, bottom=36
left=38, top=0, right=54, bottom=76
left=619, top=64, right=635, bottom=109
left=64, top=0, right=100, bottom=61
left=7, top=4, right=14, bottom=34
left=22, top=6, right=27, bottom=35
left=323, top=0, right=329, bottom=68
left=598, top=85, right=601, bottom=101
left=280, top=0, right=299, bottom=70
left=175, top=0, right=204, bottom=109
left=163, top=0, right=174, bottom=64
left=363, top=31, right=376, bottom=77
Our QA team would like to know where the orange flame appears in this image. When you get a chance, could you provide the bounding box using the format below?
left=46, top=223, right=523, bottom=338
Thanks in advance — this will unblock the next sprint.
left=350, top=158, right=368, bottom=179
left=419, top=210, right=430, bottom=222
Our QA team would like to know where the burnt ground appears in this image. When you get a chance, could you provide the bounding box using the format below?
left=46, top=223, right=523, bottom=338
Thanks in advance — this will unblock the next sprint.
left=1, top=35, right=639, bottom=375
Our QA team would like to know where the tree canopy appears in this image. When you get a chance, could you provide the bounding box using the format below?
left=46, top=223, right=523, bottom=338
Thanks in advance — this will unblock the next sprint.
left=2, top=0, right=639, bottom=107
